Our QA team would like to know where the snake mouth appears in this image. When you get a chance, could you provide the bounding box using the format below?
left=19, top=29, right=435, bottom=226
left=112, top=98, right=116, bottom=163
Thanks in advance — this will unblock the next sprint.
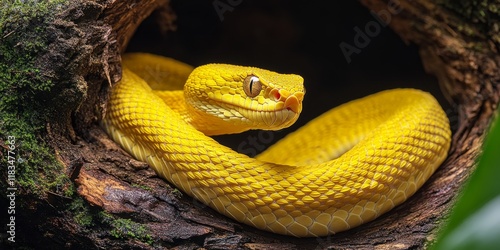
left=212, top=89, right=304, bottom=114
left=240, top=107, right=299, bottom=129
left=199, top=88, right=304, bottom=130
left=207, top=97, right=301, bottom=129
left=235, top=91, right=304, bottom=129
left=240, top=91, right=304, bottom=114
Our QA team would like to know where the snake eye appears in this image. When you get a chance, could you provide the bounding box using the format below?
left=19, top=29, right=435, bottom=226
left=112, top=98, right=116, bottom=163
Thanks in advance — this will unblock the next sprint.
left=243, top=75, right=262, bottom=98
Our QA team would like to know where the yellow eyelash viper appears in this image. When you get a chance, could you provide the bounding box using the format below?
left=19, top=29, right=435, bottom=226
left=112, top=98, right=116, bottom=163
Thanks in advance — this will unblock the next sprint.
left=101, top=53, right=451, bottom=237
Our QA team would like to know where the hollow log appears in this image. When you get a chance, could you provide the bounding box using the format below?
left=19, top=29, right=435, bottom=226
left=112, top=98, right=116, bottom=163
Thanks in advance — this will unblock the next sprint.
left=1, top=0, right=498, bottom=249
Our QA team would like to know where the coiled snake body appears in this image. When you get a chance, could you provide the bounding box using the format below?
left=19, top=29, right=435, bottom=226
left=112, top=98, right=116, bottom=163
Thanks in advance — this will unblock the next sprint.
left=102, top=53, right=451, bottom=237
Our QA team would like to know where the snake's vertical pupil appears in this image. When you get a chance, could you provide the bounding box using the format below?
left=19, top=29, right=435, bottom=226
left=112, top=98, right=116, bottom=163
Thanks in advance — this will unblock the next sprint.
left=244, top=75, right=262, bottom=98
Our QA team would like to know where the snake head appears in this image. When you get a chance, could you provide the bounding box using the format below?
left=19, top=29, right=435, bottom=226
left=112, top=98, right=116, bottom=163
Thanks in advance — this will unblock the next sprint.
left=185, top=64, right=305, bottom=135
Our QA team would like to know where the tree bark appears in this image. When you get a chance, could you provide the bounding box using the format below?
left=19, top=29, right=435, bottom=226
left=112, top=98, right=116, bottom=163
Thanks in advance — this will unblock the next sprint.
left=1, top=0, right=499, bottom=249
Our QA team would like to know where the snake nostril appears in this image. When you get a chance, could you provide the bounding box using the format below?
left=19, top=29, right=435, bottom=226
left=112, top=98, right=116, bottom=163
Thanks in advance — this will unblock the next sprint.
left=269, top=88, right=282, bottom=101
left=273, top=92, right=281, bottom=101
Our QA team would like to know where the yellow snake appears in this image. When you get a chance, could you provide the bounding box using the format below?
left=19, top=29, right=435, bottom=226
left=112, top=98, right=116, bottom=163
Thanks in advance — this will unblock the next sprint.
left=101, top=53, right=451, bottom=237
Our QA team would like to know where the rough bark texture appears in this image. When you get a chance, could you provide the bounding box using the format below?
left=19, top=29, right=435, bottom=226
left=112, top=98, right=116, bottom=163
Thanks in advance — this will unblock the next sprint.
left=1, top=0, right=499, bottom=249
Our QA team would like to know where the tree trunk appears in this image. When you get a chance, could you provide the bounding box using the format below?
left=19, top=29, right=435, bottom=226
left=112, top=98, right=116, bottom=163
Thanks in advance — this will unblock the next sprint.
left=1, top=0, right=498, bottom=249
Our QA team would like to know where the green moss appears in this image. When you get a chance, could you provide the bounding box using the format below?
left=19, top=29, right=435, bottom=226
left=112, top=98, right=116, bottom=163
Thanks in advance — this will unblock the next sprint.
left=0, top=1, right=71, bottom=197
left=439, top=0, right=500, bottom=45
left=100, top=212, right=154, bottom=245
left=172, top=188, right=183, bottom=198
left=131, top=183, right=153, bottom=192
left=440, top=0, right=498, bottom=23
left=69, top=197, right=94, bottom=227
